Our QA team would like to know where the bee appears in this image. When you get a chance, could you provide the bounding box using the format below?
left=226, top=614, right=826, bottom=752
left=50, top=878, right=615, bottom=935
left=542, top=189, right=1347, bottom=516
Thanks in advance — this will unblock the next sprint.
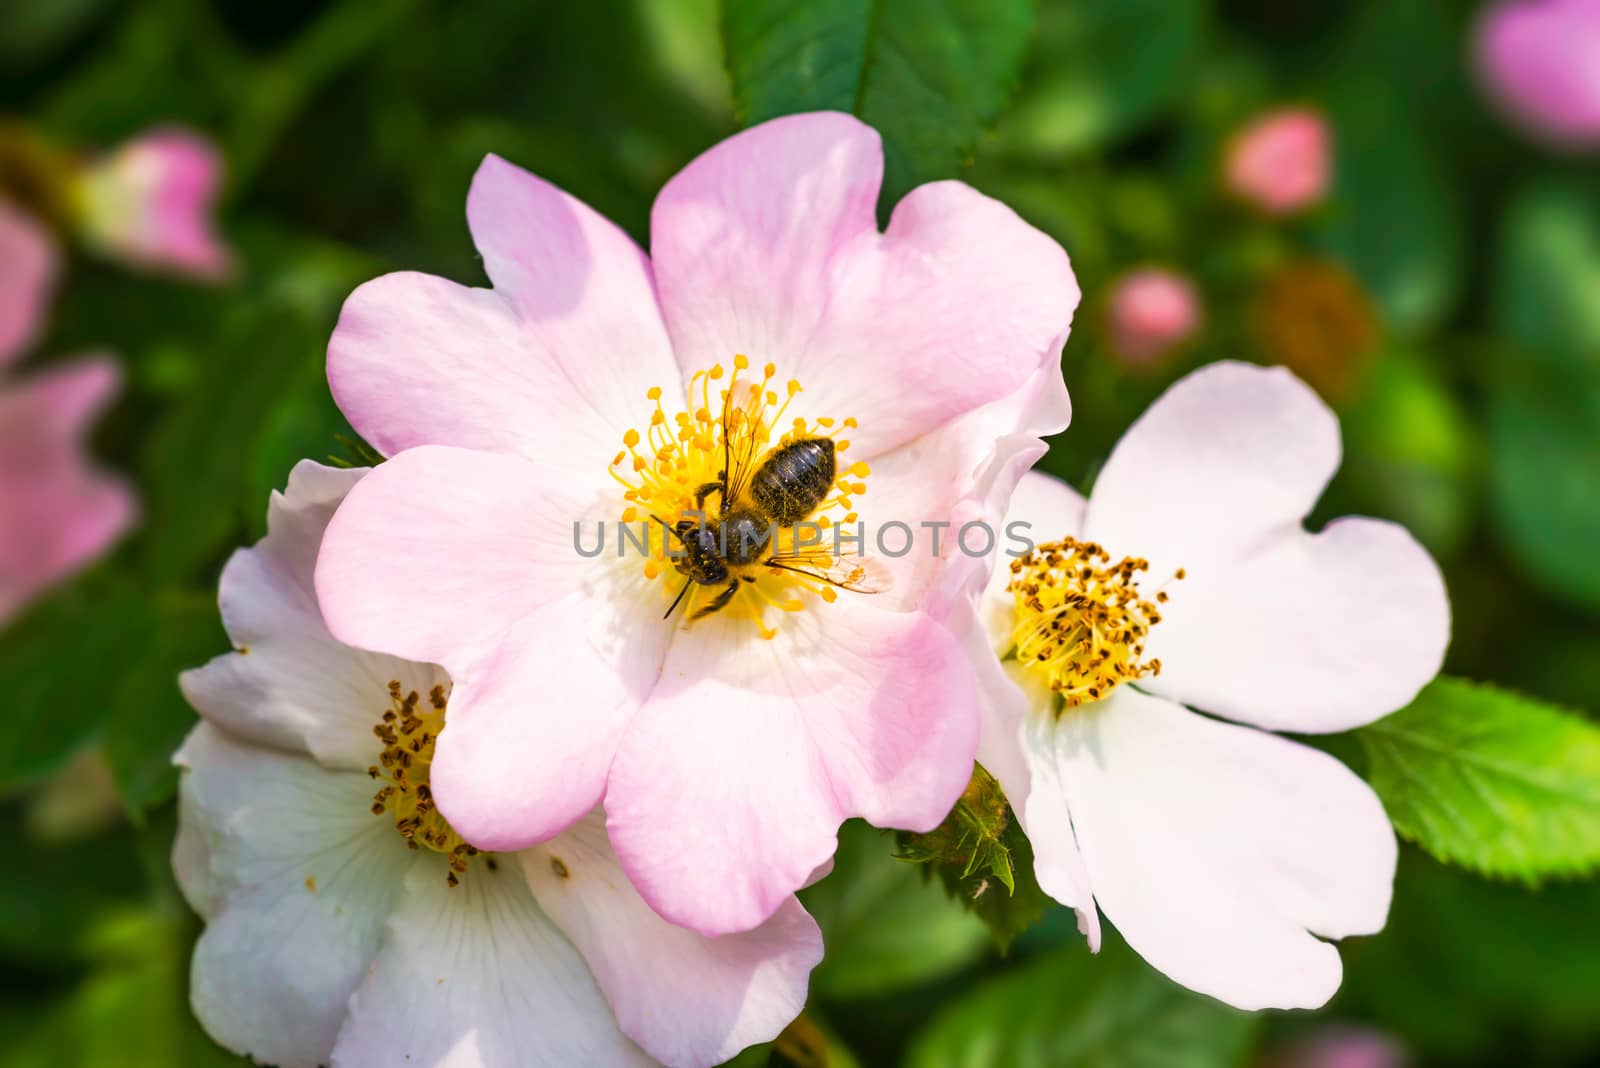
left=656, top=400, right=884, bottom=624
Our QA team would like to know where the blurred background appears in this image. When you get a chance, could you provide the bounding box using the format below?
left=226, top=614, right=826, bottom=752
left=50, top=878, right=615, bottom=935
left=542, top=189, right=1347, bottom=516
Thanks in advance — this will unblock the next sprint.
left=2, top=0, right=1598, bottom=1065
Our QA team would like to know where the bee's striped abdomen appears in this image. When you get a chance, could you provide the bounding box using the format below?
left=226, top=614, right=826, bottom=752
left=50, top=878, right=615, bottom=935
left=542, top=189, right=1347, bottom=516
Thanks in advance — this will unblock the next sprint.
left=749, top=438, right=835, bottom=525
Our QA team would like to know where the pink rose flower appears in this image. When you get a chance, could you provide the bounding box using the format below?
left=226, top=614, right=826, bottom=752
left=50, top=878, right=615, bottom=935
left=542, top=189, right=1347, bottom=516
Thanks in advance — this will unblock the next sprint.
left=963, top=362, right=1448, bottom=1010
left=0, top=202, right=135, bottom=626
left=74, top=127, right=233, bottom=280
left=1106, top=267, right=1201, bottom=366
left=1224, top=107, right=1332, bottom=216
left=178, top=462, right=822, bottom=1068
left=1476, top=0, right=1600, bottom=148
left=313, top=111, right=1079, bottom=935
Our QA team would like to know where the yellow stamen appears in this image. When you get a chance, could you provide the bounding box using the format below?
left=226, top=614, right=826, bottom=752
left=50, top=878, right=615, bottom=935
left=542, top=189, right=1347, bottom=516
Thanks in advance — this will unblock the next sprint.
left=1007, top=538, right=1183, bottom=710
left=368, top=680, right=479, bottom=886
left=607, top=360, right=871, bottom=633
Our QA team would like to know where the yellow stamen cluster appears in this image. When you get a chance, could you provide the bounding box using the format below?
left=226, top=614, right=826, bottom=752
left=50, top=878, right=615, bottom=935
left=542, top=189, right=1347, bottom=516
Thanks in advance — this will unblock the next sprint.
left=1007, top=538, right=1183, bottom=710
left=607, top=355, right=872, bottom=638
left=368, top=680, right=479, bottom=886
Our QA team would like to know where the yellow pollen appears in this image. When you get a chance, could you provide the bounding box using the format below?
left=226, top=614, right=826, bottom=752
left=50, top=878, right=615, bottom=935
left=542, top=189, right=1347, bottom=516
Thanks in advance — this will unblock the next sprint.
left=1007, top=537, right=1183, bottom=710
left=368, top=680, right=480, bottom=886
left=607, top=359, right=873, bottom=634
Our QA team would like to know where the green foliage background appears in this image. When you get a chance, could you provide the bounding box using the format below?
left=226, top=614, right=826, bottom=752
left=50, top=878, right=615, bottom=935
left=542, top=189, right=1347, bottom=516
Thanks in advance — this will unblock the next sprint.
left=3, top=0, right=1599, bottom=1064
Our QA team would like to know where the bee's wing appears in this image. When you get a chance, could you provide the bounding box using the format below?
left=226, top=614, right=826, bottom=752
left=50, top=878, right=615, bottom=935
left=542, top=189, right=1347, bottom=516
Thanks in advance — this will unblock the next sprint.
left=762, top=551, right=893, bottom=594
left=721, top=378, right=768, bottom=504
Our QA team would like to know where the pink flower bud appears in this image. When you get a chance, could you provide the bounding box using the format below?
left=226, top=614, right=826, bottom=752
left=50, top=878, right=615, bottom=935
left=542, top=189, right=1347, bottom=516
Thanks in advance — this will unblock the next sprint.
left=75, top=127, right=232, bottom=280
left=1224, top=107, right=1331, bottom=216
left=1265, top=1027, right=1411, bottom=1068
left=1106, top=268, right=1201, bottom=366
left=1475, top=0, right=1600, bottom=149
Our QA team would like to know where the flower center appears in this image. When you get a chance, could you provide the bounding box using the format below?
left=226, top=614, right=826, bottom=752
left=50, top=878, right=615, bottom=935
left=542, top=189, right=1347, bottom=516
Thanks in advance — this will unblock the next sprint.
left=1007, top=538, right=1184, bottom=710
left=368, top=680, right=479, bottom=886
left=608, top=355, right=874, bottom=639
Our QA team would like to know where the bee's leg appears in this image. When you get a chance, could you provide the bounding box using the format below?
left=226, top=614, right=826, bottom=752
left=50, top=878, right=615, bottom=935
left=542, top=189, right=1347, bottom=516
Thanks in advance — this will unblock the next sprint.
left=693, top=481, right=725, bottom=512
left=689, top=577, right=740, bottom=621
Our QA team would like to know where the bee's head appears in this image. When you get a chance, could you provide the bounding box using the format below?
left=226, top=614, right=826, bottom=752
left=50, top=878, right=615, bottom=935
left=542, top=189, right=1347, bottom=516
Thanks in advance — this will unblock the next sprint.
left=673, top=521, right=729, bottom=585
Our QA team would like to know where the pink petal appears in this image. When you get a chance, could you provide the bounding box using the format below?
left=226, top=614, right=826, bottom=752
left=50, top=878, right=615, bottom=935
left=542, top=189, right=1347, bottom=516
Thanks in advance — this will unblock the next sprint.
left=1144, top=516, right=1449, bottom=732
left=866, top=357, right=1072, bottom=619
left=0, top=358, right=135, bottom=625
left=651, top=111, right=1079, bottom=460
left=523, top=810, right=822, bottom=1068
left=180, top=461, right=442, bottom=768
left=1476, top=0, right=1600, bottom=147
left=314, top=445, right=671, bottom=849
left=1083, top=361, right=1340, bottom=585
left=331, top=858, right=653, bottom=1068
left=0, top=202, right=58, bottom=368
left=176, top=725, right=416, bottom=1068
left=77, top=127, right=232, bottom=280
left=606, top=603, right=978, bottom=935
left=328, top=156, right=677, bottom=470
left=1038, top=686, right=1396, bottom=1011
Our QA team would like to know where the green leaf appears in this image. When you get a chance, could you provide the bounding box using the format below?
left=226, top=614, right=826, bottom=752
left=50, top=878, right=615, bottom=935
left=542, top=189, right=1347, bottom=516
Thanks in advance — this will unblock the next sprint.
left=896, top=766, right=1052, bottom=951
left=722, top=0, right=1034, bottom=200
left=906, top=934, right=1256, bottom=1068
left=799, top=820, right=990, bottom=999
left=1487, top=181, right=1600, bottom=613
left=1359, top=677, right=1600, bottom=881
left=1493, top=181, right=1600, bottom=354
left=995, top=0, right=1208, bottom=157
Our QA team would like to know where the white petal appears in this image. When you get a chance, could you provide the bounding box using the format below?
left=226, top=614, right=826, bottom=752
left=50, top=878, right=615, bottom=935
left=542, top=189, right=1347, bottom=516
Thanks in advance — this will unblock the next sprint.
left=331, top=858, right=652, bottom=1068
left=1144, top=516, right=1450, bottom=732
left=1042, top=686, right=1396, bottom=1011
left=177, top=724, right=416, bottom=1068
left=989, top=469, right=1088, bottom=603
left=960, top=600, right=1102, bottom=950
left=180, top=460, right=437, bottom=770
left=1082, top=361, right=1339, bottom=581
left=523, top=810, right=822, bottom=1068
left=1015, top=685, right=1102, bottom=952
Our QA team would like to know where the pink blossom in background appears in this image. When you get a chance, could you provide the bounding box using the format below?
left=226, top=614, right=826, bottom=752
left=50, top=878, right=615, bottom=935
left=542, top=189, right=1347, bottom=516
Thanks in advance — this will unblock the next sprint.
left=0, top=202, right=57, bottom=364
left=1106, top=268, right=1201, bottom=366
left=1475, top=0, right=1600, bottom=148
left=313, top=111, right=1079, bottom=937
left=1224, top=107, right=1331, bottom=215
left=74, top=127, right=233, bottom=280
left=0, top=203, right=136, bottom=627
left=1265, top=1026, right=1411, bottom=1068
